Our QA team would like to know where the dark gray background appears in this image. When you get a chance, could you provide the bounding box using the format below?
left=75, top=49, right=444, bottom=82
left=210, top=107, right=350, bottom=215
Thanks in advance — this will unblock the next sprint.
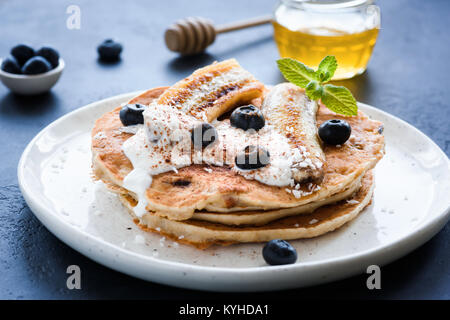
left=0, top=0, right=448, bottom=299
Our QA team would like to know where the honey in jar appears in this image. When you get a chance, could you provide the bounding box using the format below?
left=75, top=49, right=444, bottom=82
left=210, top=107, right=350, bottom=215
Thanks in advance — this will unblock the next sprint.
left=273, top=0, right=381, bottom=80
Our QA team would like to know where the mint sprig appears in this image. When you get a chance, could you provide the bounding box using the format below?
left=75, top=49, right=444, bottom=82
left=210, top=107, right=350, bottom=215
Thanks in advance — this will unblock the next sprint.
left=277, top=56, right=358, bottom=116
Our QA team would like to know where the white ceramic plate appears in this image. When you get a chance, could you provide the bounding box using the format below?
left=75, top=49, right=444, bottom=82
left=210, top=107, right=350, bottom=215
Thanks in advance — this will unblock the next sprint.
left=18, top=91, right=450, bottom=292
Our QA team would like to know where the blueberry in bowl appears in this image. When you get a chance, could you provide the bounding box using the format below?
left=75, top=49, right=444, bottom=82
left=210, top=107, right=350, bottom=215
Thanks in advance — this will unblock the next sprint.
left=22, top=56, right=52, bottom=75
left=97, top=39, right=123, bottom=62
left=0, top=44, right=64, bottom=95
left=36, top=47, right=60, bottom=69
left=1, top=57, right=21, bottom=74
left=11, top=44, right=35, bottom=66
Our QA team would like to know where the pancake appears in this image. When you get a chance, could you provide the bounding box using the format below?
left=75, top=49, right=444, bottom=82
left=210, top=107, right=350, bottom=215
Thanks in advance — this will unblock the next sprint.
left=92, top=87, right=384, bottom=220
left=104, top=170, right=362, bottom=226
left=119, top=171, right=375, bottom=249
left=192, top=173, right=363, bottom=226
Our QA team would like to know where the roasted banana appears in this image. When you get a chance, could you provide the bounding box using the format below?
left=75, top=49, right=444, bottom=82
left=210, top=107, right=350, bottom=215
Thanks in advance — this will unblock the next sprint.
left=261, top=83, right=325, bottom=182
left=156, top=59, right=264, bottom=122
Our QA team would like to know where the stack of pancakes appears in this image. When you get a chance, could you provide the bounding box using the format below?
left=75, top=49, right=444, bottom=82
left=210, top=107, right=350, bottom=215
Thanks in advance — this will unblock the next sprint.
left=91, top=59, right=384, bottom=249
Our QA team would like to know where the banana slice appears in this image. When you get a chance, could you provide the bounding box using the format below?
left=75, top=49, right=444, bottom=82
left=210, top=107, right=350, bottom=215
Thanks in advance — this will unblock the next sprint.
left=156, top=59, right=264, bottom=121
left=261, top=83, right=325, bottom=182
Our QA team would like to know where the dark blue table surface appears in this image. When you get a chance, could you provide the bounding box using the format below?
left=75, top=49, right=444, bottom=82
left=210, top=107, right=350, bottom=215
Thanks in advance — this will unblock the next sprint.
left=0, top=0, right=449, bottom=299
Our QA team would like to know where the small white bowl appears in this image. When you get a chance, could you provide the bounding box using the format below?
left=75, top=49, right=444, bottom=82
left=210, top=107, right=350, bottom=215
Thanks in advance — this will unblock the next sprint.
left=0, top=58, right=64, bottom=95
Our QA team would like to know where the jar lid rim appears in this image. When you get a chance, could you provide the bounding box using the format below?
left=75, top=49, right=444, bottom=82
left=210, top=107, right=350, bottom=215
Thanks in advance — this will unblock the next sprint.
left=281, top=0, right=374, bottom=10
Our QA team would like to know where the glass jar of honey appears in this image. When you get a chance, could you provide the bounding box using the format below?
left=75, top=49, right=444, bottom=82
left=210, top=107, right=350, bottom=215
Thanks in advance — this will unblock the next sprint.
left=273, top=0, right=380, bottom=80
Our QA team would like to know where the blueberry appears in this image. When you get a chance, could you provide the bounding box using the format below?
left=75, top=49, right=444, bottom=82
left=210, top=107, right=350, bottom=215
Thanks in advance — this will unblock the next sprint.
left=318, top=119, right=352, bottom=145
left=119, top=104, right=146, bottom=126
left=377, top=125, right=384, bottom=134
left=36, top=47, right=59, bottom=68
left=97, top=39, right=123, bottom=62
left=191, top=123, right=218, bottom=149
left=230, top=105, right=265, bottom=131
left=235, top=145, right=270, bottom=170
left=1, top=57, right=22, bottom=74
left=262, top=239, right=297, bottom=265
left=11, top=44, right=35, bottom=66
left=21, top=56, right=52, bottom=75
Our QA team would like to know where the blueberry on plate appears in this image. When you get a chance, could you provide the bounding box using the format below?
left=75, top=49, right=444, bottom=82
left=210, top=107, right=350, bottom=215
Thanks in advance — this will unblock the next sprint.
left=21, top=56, right=52, bottom=75
left=191, top=123, right=218, bottom=149
left=262, top=239, right=297, bottom=265
left=120, top=104, right=146, bottom=126
left=1, top=57, right=22, bottom=74
left=36, top=47, right=60, bottom=68
left=97, top=39, right=123, bottom=62
left=11, top=44, right=35, bottom=66
left=235, top=145, right=270, bottom=170
left=230, top=104, right=265, bottom=131
left=318, top=119, right=352, bottom=145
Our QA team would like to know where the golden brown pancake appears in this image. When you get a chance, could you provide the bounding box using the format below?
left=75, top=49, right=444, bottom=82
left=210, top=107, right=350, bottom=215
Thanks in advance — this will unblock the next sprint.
left=102, top=170, right=363, bottom=226
left=92, top=87, right=384, bottom=220
left=119, top=171, right=375, bottom=249
left=191, top=173, right=363, bottom=226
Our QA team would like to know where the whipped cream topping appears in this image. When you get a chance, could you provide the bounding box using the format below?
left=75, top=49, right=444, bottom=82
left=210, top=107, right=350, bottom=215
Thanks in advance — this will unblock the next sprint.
left=201, top=120, right=306, bottom=187
left=121, top=103, right=198, bottom=217
left=121, top=101, right=318, bottom=216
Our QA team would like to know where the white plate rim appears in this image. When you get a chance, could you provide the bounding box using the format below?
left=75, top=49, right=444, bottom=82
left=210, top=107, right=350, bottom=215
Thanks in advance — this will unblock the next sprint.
left=17, top=91, right=450, bottom=291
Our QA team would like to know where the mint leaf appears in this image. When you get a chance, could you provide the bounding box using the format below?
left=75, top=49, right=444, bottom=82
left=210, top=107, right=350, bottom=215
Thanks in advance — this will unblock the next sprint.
left=317, top=56, right=338, bottom=82
left=321, top=84, right=358, bottom=116
left=276, top=56, right=358, bottom=116
left=305, top=81, right=323, bottom=100
left=277, top=58, right=318, bottom=88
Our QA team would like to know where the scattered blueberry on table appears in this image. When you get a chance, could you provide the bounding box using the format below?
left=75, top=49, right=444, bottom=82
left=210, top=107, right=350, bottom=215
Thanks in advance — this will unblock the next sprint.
left=1, top=44, right=60, bottom=75
left=97, top=39, right=123, bottom=62
left=262, top=239, right=298, bottom=265
left=318, top=119, right=352, bottom=145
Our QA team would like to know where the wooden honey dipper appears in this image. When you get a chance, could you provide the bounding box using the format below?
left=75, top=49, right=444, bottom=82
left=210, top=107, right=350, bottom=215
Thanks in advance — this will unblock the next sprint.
left=164, top=15, right=272, bottom=55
